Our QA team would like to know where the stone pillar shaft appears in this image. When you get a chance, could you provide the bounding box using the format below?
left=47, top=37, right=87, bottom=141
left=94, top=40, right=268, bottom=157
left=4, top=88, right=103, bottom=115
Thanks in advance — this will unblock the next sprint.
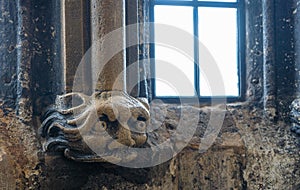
left=0, top=0, right=18, bottom=108
left=262, top=0, right=277, bottom=118
left=63, top=0, right=92, bottom=94
left=91, top=0, right=126, bottom=91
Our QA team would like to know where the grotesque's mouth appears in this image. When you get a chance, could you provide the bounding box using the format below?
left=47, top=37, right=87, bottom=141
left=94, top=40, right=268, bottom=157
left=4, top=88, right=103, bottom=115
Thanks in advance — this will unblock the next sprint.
left=97, top=113, right=148, bottom=147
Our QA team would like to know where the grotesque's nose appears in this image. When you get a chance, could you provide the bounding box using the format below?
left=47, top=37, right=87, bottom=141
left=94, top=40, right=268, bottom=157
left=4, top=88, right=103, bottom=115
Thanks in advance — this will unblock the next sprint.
left=127, top=116, right=147, bottom=133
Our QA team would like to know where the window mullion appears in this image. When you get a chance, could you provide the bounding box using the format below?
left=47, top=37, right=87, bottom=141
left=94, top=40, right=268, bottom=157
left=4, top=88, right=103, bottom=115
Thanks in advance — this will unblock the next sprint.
left=154, top=0, right=238, bottom=8
left=194, top=4, right=200, bottom=96
left=237, top=0, right=245, bottom=99
left=151, top=0, right=242, bottom=100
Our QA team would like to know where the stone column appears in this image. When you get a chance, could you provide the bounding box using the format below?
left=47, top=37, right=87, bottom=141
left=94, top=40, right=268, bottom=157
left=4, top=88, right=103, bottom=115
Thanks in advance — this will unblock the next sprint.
left=290, top=0, right=300, bottom=134
left=245, top=0, right=264, bottom=104
left=295, top=0, right=300, bottom=95
left=0, top=1, right=18, bottom=109
left=0, top=0, right=63, bottom=188
left=0, top=0, right=35, bottom=122
left=0, top=1, right=19, bottom=188
left=262, top=0, right=276, bottom=119
left=91, top=0, right=126, bottom=91
left=63, top=0, right=92, bottom=94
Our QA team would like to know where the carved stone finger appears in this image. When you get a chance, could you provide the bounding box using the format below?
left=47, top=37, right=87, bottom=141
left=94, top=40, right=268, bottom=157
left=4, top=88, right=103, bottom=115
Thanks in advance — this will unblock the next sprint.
left=67, top=108, right=91, bottom=125
left=108, top=140, right=124, bottom=150
left=40, top=112, right=66, bottom=137
left=56, top=92, right=90, bottom=115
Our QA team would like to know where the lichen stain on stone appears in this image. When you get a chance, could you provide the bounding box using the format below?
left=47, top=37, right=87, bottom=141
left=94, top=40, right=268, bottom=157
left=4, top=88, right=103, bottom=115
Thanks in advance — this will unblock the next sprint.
left=229, top=105, right=300, bottom=190
left=0, top=148, right=16, bottom=189
left=0, top=106, right=41, bottom=189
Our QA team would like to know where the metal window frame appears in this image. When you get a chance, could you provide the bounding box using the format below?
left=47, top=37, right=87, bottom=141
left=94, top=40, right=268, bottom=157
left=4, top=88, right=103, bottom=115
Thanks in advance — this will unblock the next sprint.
left=149, top=0, right=245, bottom=104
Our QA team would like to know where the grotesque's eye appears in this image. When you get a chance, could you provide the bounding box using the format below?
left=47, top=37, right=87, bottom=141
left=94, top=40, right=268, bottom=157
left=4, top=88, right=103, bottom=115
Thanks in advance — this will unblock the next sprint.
left=98, top=114, right=109, bottom=130
left=99, top=114, right=109, bottom=122
left=137, top=115, right=147, bottom=122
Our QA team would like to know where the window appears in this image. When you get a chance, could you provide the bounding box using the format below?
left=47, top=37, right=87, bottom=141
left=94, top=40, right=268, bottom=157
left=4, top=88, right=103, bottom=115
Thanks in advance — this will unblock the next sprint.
left=150, top=0, right=244, bottom=102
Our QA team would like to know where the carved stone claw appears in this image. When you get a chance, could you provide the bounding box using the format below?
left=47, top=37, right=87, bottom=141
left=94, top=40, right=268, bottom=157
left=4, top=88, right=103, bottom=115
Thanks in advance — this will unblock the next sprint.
left=40, top=91, right=150, bottom=163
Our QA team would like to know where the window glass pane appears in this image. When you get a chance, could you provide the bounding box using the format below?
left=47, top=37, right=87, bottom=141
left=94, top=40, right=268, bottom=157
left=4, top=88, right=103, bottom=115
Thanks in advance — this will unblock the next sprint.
left=154, top=6, right=194, bottom=96
left=155, top=0, right=192, bottom=1
left=198, top=0, right=236, bottom=2
left=198, top=7, right=238, bottom=96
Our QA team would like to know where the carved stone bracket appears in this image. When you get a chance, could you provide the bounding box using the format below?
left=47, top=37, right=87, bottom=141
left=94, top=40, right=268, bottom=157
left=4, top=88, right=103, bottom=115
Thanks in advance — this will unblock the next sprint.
left=290, top=99, right=300, bottom=135
left=40, top=91, right=150, bottom=162
left=39, top=0, right=153, bottom=164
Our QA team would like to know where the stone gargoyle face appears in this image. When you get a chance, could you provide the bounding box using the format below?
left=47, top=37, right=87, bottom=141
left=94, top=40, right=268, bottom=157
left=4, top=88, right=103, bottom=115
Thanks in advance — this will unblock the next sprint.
left=40, top=91, right=150, bottom=162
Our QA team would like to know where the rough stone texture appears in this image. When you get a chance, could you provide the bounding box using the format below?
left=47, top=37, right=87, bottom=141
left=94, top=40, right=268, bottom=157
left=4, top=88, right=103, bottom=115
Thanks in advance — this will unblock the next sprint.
left=1, top=0, right=300, bottom=189
left=290, top=99, right=300, bottom=134
left=229, top=104, right=300, bottom=189
left=0, top=0, right=18, bottom=109
left=262, top=0, right=276, bottom=119
left=275, top=0, right=298, bottom=119
left=245, top=0, right=264, bottom=105
left=245, top=0, right=299, bottom=119
left=0, top=1, right=64, bottom=189
left=0, top=107, right=41, bottom=190
left=36, top=103, right=300, bottom=189
left=0, top=147, right=16, bottom=189
left=29, top=0, right=64, bottom=115
left=2, top=102, right=300, bottom=189
left=296, top=0, right=300, bottom=96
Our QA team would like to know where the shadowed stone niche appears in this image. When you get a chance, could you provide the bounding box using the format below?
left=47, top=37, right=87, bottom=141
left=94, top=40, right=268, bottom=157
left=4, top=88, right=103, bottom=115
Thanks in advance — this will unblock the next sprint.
left=2, top=0, right=300, bottom=189
left=39, top=0, right=151, bottom=163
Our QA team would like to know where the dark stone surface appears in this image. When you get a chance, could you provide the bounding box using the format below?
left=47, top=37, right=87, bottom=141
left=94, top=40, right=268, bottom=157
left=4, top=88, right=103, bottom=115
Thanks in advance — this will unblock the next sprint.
left=0, top=1, right=18, bottom=108
left=0, top=0, right=64, bottom=117
left=245, top=0, right=264, bottom=106
left=30, top=0, right=64, bottom=116
left=1, top=0, right=300, bottom=189
left=262, top=0, right=277, bottom=119
left=275, top=0, right=297, bottom=118
left=295, top=0, right=300, bottom=95
left=246, top=0, right=300, bottom=119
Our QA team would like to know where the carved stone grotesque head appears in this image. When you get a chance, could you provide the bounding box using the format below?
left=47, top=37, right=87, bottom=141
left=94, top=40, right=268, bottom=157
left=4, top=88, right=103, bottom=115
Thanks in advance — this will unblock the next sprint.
left=40, top=91, right=150, bottom=162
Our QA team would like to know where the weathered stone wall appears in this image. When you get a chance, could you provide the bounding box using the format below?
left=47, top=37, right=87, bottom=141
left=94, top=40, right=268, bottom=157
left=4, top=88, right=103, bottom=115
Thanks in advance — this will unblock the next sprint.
left=1, top=0, right=300, bottom=189
left=0, top=0, right=63, bottom=189
left=3, top=103, right=299, bottom=189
